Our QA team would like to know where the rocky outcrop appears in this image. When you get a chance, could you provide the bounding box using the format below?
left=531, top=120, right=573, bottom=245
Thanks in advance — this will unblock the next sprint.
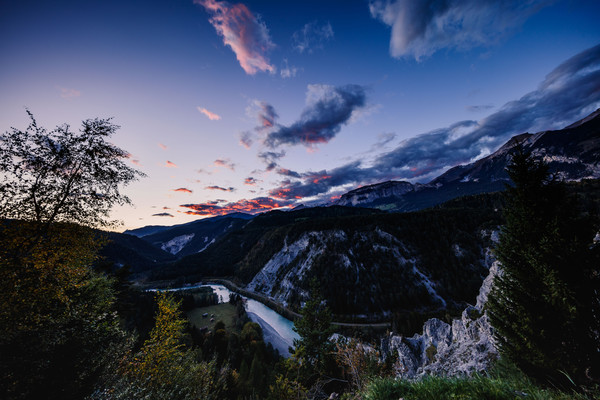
left=335, top=181, right=416, bottom=207
left=381, top=255, right=500, bottom=378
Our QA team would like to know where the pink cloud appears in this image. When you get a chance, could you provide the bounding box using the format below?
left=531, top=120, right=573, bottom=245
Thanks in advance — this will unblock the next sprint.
left=244, top=177, right=257, bottom=185
left=159, top=143, right=168, bottom=150
left=197, top=106, right=222, bottom=120
left=181, top=197, right=291, bottom=217
left=195, top=0, right=275, bottom=75
left=173, top=187, right=193, bottom=193
left=58, top=86, right=81, bottom=98
left=165, top=161, right=178, bottom=168
left=213, top=158, right=235, bottom=170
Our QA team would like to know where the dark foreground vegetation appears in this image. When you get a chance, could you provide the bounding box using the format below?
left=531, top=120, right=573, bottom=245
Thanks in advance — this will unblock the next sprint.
left=1, top=113, right=598, bottom=399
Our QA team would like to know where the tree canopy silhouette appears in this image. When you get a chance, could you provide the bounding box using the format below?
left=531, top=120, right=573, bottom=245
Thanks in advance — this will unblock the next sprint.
left=0, top=110, right=144, bottom=230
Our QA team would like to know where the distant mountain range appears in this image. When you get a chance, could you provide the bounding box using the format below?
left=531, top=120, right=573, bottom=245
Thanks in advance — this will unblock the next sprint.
left=334, top=108, right=600, bottom=212
left=99, top=109, right=599, bottom=320
left=123, top=212, right=254, bottom=258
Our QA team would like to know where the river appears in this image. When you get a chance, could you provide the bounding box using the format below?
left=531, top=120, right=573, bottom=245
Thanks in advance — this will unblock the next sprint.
left=151, top=284, right=299, bottom=357
left=209, top=284, right=299, bottom=357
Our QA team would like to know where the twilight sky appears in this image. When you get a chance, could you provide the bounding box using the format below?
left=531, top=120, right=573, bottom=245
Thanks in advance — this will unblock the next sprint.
left=1, top=0, right=600, bottom=230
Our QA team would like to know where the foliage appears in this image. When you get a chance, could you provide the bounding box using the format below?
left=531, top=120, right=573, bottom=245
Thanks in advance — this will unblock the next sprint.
left=0, top=110, right=143, bottom=230
left=0, top=112, right=143, bottom=399
left=152, top=201, right=502, bottom=325
left=486, top=147, right=600, bottom=386
left=335, top=338, right=391, bottom=394
left=94, top=292, right=230, bottom=400
left=267, top=374, right=307, bottom=400
left=362, top=358, right=597, bottom=400
left=0, top=222, right=129, bottom=400
left=186, top=294, right=281, bottom=399
left=292, top=279, right=336, bottom=382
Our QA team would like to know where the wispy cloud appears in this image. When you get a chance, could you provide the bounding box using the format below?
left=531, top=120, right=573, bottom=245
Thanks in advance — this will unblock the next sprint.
left=466, top=104, right=494, bottom=113
left=254, top=100, right=278, bottom=130
left=205, top=185, right=236, bottom=192
left=58, top=86, right=81, bottom=98
left=292, top=21, right=334, bottom=53
left=266, top=44, right=600, bottom=200
left=264, top=84, right=367, bottom=148
left=213, top=158, right=236, bottom=170
left=239, top=131, right=254, bottom=148
left=181, top=197, right=291, bottom=216
left=258, top=150, right=285, bottom=171
left=165, top=161, right=178, bottom=168
left=196, top=0, right=275, bottom=75
left=152, top=212, right=174, bottom=217
left=369, top=0, right=552, bottom=60
left=197, top=106, right=222, bottom=120
left=280, top=59, right=299, bottom=79
left=173, top=187, right=193, bottom=193
left=239, top=100, right=281, bottom=148
left=158, top=143, right=168, bottom=150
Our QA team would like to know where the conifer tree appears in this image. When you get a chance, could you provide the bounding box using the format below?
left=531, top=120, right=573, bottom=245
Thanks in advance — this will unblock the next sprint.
left=487, top=146, right=600, bottom=386
left=292, top=278, right=336, bottom=383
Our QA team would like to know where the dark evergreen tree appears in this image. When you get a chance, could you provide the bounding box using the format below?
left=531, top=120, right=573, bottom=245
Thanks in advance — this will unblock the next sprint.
left=292, top=278, right=336, bottom=383
left=487, top=147, right=600, bottom=387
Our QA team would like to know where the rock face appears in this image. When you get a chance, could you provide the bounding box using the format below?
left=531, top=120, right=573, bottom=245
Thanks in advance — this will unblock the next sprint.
left=335, top=181, right=417, bottom=207
left=245, top=228, right=460, bottom=314
left=381, top=252, right=501, bottom=378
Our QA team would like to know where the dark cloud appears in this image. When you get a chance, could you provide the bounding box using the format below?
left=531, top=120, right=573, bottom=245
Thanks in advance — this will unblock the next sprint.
left=276, top=168, right=301, bottom=178
left=181, top=197, right=292, bottom=216
left=369, top=0, right=552, bottom=60
left=466, top=104, right=494, bottom=113
left=173, top=187, right=193, bottom=193
left=258, top=150, right=285, bottom=171
left=152, top=212, right=174, bottom=217
left=266, top=45, right=600, bottom=200
left=244, top=177, right=258, bottom=185
left=239, top=101, right=280, bottom=148
left=205, top=185, right=236, bottom=192
left=269, top=161, right=366, bottom=200
left=292, top=21, right=334, bottom=54
left=257, top=101, right=278, bottom=130
left=264, top=84, right=367, bottom=148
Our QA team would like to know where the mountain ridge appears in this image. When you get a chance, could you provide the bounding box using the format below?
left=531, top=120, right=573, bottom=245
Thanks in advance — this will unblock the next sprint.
left=333, top=108, right=600, bottom=211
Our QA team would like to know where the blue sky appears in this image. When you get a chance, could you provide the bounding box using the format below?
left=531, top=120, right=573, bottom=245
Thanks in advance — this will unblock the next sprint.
left=1, top=0, right=599, bottom=230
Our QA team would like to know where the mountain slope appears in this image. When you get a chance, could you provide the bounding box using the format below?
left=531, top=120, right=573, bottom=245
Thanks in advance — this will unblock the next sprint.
left=144, top=202, right=504, bottom=319
left=128, top=213, right=254, bottom=258
left=335, top=108, right=600, bottom=212
left=98, top=232, right=176, bottom=272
